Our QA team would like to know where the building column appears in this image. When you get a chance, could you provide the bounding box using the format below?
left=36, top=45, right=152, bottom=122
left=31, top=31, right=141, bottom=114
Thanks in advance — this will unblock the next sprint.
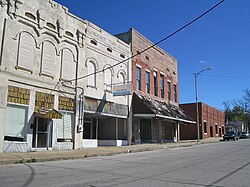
left=174, top=122, right=179, bottom=142
left=157, top=120, right=162, bottom=143
left=115, top=117, right=118, bottom=140
left=127, top=105, right=133, bottom=145
left=177, top=122, right=180, bottom=142
left=26, top=89, right=35, bottom=151
left=0, top=75, right=7, bottom=153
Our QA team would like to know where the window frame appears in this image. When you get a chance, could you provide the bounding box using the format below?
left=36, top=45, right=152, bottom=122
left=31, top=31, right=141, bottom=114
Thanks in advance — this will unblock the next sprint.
left=153, top=71, right=158, bottom=96
left=160, top=74, right=164, bottom=98
left=136, top=66, right=141, bottom=91
left=145, top=70, right=150, bottom=94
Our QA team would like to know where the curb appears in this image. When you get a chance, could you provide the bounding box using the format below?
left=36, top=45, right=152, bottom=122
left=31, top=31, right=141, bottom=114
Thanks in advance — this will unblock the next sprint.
left=0, top=139, right=221, bottom=165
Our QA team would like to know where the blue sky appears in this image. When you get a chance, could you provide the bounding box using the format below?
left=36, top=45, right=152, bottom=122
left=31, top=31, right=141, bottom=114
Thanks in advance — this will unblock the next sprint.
left=55, top=0, right=250, bottom=111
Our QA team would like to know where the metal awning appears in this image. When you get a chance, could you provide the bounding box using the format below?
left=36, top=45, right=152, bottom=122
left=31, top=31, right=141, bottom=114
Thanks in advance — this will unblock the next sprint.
left=34, top=108, right=62, bottom=119
left=133, top=92, right=195, bottom=124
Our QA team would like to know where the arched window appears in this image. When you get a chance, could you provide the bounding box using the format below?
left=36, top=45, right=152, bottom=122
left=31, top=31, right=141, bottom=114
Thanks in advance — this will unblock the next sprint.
left=40, top=41, right=56, bottom=78
left=87, top=61, right=96, bottom=87
left=104, top=68, right=112, bottom=91
left=17, top=32, right=36, bottom=72
left=118, top=72, right=126, bottom=85
left=61, top=49, right=76, bottom=82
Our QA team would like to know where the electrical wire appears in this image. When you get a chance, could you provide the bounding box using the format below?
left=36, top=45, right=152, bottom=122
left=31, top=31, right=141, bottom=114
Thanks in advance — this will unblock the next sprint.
left=67, top=0, right=225, bottom=83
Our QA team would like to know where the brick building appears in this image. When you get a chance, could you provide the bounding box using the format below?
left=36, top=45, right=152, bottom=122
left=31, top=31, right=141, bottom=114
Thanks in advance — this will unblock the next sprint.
left=180, top=102, right=225, bottom=140
left=116, top=28, right=194, bottom=144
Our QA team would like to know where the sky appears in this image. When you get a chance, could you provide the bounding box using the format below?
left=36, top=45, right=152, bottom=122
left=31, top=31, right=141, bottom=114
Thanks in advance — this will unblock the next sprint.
left=55, top=0, right=250, bottom=111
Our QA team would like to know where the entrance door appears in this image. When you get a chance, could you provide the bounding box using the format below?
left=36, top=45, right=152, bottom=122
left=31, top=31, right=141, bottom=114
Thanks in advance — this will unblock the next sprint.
left=32, top=118, right=53, bottom=149
left=140, top=119, right=151, bottom=141
left=210, top=125, right=213, bottom=137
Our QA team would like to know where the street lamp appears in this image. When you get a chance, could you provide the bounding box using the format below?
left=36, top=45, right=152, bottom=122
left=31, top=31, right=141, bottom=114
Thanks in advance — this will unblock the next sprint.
left=194, top=67, right=212, bottom=142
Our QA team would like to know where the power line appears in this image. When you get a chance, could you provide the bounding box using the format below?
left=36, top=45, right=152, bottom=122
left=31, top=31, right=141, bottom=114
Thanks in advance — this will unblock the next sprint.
left=67, top=0, right=225, bottom=83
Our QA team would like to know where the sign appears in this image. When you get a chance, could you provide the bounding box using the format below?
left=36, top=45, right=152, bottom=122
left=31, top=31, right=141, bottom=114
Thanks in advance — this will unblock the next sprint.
left=112, top=84, right=132, bottom=96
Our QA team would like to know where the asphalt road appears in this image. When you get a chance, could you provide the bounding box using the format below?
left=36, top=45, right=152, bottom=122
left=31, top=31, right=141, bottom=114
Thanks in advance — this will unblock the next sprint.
left=0, top=139, right=250, bottom=187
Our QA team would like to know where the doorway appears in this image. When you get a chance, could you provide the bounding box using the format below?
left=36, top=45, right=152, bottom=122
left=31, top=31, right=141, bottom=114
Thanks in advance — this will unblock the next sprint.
left=210, top=125, right=213, bottom=137
left=140, top=119, right=151, bottom=142
left=32, top=118, right=53, bottom=149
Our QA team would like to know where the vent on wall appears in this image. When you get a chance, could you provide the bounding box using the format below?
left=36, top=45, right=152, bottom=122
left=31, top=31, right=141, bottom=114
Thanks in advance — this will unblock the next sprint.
left=120, top=54, right=125, bottom=59
left=25, top=12, right=36, bottom=20
left=107, top=47, right=112, bottom=53
left=65, top=31, right=74, bottom=38
left=46, top=22, right=56, bottom=30
left=90, top=39, right=97, bottom=46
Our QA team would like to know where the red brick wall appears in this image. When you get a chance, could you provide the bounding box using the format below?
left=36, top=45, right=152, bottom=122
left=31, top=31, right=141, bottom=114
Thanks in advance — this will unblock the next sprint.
left=180, top=103, right=225, bottom=140
left=130, top=29, right=178, bottom=105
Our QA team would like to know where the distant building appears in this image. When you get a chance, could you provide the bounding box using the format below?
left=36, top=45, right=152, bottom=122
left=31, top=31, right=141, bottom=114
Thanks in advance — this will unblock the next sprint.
left=116, top=28, right=195, bottom=144
left=225, top=121, right=246, bottom=133
left=180, top=102, right=225, bottom=140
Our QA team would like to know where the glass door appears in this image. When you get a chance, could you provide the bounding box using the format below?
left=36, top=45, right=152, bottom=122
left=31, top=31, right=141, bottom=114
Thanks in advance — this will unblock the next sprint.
left=32, top=118, right=53, bottom=149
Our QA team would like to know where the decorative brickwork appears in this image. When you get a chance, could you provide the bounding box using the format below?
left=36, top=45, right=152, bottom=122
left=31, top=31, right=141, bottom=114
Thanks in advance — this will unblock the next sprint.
left=35, top=91, right=54, bottom=111
left=58, top=96, right=74, bottom=111
left=7, top=86, right=30, bottom=105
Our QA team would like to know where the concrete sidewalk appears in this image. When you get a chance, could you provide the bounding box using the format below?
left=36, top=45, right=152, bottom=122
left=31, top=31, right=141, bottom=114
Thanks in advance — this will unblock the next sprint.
left=0, top=138, right=222, bottom=165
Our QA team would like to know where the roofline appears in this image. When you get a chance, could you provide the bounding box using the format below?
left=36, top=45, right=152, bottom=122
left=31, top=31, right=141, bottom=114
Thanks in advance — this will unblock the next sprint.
left=129, top=28, right=177, bottom=62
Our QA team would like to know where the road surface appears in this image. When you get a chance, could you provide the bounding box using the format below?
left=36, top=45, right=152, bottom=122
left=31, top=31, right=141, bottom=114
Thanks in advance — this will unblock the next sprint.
left=0, top=139, right=250, bottom=187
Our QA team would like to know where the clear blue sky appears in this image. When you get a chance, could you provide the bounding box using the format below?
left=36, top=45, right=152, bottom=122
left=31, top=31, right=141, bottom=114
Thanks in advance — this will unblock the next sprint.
left=55, top=0, right=250, bottom=111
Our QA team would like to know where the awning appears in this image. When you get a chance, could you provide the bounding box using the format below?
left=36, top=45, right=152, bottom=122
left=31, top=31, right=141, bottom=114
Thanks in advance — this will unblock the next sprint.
left=133, top=92, right=195, bottom=124
left=34, top=108, right=63, bottom=119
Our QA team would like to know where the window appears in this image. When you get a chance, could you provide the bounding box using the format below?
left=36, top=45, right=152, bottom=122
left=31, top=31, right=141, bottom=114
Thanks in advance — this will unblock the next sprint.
left=154, top=71, right=158, bottom=96
left=118, top=72, right=126, bottom=85
left=40, top=41, right=56, bottom=78
left=173, top=84, right=177, bottom=102
left=215, top=124, right=218, bottom=134
left=204, top=121, right=207, bottom=133
left=160, top=74, right=164, bottom=98
left=57, top=112, right=73, bottom=142
left=136, top=67, right=141, bottom=90
left=61, top=49, right=76, bottom=82
left=17, top=32, right=35, bottom=73
left=5, top=104, right=28, bottom=141
left=145, top=71, right=150, bottom=94
left=87, top=62, right=96, bottom=87
left=167, top=81, right=171, bottom=101
left=104, top=68, right=112, bottom=91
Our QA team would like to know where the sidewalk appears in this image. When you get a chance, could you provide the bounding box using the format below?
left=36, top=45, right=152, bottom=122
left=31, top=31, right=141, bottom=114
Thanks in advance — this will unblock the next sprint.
left=0, top=138, right=222, bottom=165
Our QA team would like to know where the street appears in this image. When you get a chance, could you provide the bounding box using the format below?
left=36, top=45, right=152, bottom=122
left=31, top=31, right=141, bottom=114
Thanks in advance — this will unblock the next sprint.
left=0, top=140, right=250, bottom=187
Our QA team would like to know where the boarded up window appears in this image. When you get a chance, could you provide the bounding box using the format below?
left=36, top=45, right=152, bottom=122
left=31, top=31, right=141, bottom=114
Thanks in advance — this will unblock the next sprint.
left=5, top=104, right=27, bottom=139
left=41, top=41, right=56, bottom=78
left=61, top=49, right=75, bottom=82
left=104, top=68, right=112, bottom=88
left=58, top=96, right=74, bottom=111
left=87, top=62, right=96, bottom=87
left=57, top=112, right=73, bottom=141
left=7, top=86, right=30, bottom=105
left=118, top=72, right=125, bottom=85
left=17, top=33, right=35, bottom=72
left=35, top=91, right=54, bottom=111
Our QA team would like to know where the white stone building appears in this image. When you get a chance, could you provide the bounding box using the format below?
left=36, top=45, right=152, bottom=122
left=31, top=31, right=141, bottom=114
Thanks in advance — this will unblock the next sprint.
left=0, top=0, right=131, bottom=152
